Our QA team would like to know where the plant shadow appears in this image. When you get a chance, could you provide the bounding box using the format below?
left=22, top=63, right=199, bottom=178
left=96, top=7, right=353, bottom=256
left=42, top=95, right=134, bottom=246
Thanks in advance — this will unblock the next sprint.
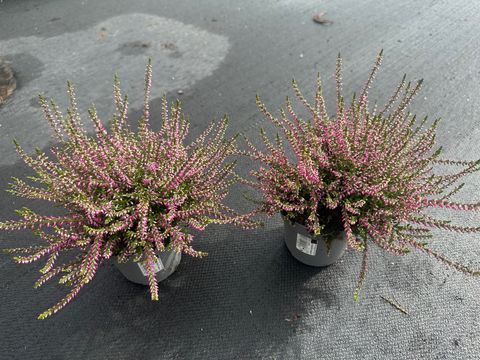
left=1, top=202, right=346, bottom=359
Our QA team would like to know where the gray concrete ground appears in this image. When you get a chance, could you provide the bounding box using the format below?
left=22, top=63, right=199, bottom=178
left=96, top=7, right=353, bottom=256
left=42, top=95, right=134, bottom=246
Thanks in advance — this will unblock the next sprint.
left=1, top=0, right=480, bottom=359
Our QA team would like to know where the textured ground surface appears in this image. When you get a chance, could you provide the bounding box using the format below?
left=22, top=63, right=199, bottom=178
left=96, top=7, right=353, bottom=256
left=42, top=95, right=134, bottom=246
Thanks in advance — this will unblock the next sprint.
left=1, top=0, right=480, bottom=359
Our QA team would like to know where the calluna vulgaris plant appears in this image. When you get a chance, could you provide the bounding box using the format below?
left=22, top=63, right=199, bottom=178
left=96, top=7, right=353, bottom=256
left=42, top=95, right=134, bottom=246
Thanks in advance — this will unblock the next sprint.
left=246, top=51, right=480, bottom=299
left=0, top=62, right=256, bottom=319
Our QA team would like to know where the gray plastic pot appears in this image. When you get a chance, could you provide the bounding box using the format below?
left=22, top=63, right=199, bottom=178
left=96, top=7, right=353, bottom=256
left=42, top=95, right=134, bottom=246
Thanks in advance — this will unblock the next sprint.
left=114, top=250, right=181, bottom=285
left=283, top=219, right=347, bottom=267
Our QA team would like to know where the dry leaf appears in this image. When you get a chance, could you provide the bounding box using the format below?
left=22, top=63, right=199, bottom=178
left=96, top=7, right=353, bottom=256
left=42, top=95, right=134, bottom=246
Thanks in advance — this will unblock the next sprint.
left=312, top=12, right=333, bottom=25
left=0, top=59, right=16, bottom=105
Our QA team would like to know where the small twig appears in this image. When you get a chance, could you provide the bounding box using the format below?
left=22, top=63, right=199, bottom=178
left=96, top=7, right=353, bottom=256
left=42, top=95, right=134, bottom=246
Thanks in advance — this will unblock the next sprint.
left=380, top=295, right=409, bottom=315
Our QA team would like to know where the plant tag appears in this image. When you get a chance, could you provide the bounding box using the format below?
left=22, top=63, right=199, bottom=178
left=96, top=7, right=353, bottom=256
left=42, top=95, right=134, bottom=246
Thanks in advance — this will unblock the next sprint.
left=138, top=258, right=165, bottom=276
left=296, top=233, right=318, bottom=256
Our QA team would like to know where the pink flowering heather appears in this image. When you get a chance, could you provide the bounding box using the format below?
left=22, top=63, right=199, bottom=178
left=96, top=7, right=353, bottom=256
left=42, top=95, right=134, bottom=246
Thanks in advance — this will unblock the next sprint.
left=0, top=62, right=256, bottom=319
left=245, top=51, right=480, bottom=299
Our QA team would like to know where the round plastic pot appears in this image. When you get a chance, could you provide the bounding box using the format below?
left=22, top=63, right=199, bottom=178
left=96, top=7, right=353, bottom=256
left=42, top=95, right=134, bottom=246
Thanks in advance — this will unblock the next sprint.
left=114, top=250, right=181, bottom=285
left=283, top=219, right=347, bottom=267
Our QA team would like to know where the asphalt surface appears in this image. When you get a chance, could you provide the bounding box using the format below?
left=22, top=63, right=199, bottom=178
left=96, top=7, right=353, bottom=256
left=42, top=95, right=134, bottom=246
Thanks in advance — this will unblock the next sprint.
left=1, top=0, right=480, bottom=359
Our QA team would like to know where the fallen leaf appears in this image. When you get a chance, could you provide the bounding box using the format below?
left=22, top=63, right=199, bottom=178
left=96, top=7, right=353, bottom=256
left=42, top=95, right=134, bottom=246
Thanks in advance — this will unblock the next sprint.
left=312, top=12, right=333, bottom=25
left=0, top=59, right=16, bottom=105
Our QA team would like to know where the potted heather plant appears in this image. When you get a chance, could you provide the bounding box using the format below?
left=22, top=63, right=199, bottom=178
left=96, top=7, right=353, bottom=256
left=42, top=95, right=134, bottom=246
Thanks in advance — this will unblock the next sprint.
left=246, top=51, right=480, bottom=299
left=0, top=62, right=255, bottom=319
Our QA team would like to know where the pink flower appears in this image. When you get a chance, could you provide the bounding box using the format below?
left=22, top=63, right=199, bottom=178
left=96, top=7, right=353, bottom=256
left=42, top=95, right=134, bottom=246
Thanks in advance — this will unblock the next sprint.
left=146, top=162, right=160, bottom=172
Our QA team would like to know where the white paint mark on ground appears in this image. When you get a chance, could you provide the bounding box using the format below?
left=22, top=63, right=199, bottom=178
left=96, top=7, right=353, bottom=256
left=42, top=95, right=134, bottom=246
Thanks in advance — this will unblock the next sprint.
left=0, top=13, right=230, bottom=166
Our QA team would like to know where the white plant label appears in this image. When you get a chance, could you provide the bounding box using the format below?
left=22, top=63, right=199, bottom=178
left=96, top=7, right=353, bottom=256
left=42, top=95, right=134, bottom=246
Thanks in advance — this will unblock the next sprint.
left=296, top=233, right=318, bottom=256
left=138, top=258, right=165, bottom=276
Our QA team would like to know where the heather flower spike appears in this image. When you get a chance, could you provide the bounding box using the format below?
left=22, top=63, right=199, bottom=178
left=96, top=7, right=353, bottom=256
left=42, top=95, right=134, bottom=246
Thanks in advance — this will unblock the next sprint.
left=1, top=63, right=257, bottom=319
left=248, top=51, right=480, bottom=300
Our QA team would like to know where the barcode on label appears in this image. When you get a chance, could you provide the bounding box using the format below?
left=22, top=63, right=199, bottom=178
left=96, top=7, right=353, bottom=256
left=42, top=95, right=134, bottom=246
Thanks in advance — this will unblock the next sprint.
left=138, top=258, right=165, bottom=276
left=296, top=233, right=318, bottom=256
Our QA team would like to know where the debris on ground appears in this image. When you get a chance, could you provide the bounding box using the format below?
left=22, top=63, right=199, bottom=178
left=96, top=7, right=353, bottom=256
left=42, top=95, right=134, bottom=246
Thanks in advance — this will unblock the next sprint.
left=177, top=90, right=184, bottom=95
left=285, top=313, right=301, bottom=322
left=380, top=295, right=409, bottom=315
left=0, top=59, right=16, bottom=105
left=161, top=42, right=177, bottom=50
left=126, top=40, right=150, bottom=49
left=312, top=12, right=333, bottom=25
left=98, top=27, right=108, bottom=40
